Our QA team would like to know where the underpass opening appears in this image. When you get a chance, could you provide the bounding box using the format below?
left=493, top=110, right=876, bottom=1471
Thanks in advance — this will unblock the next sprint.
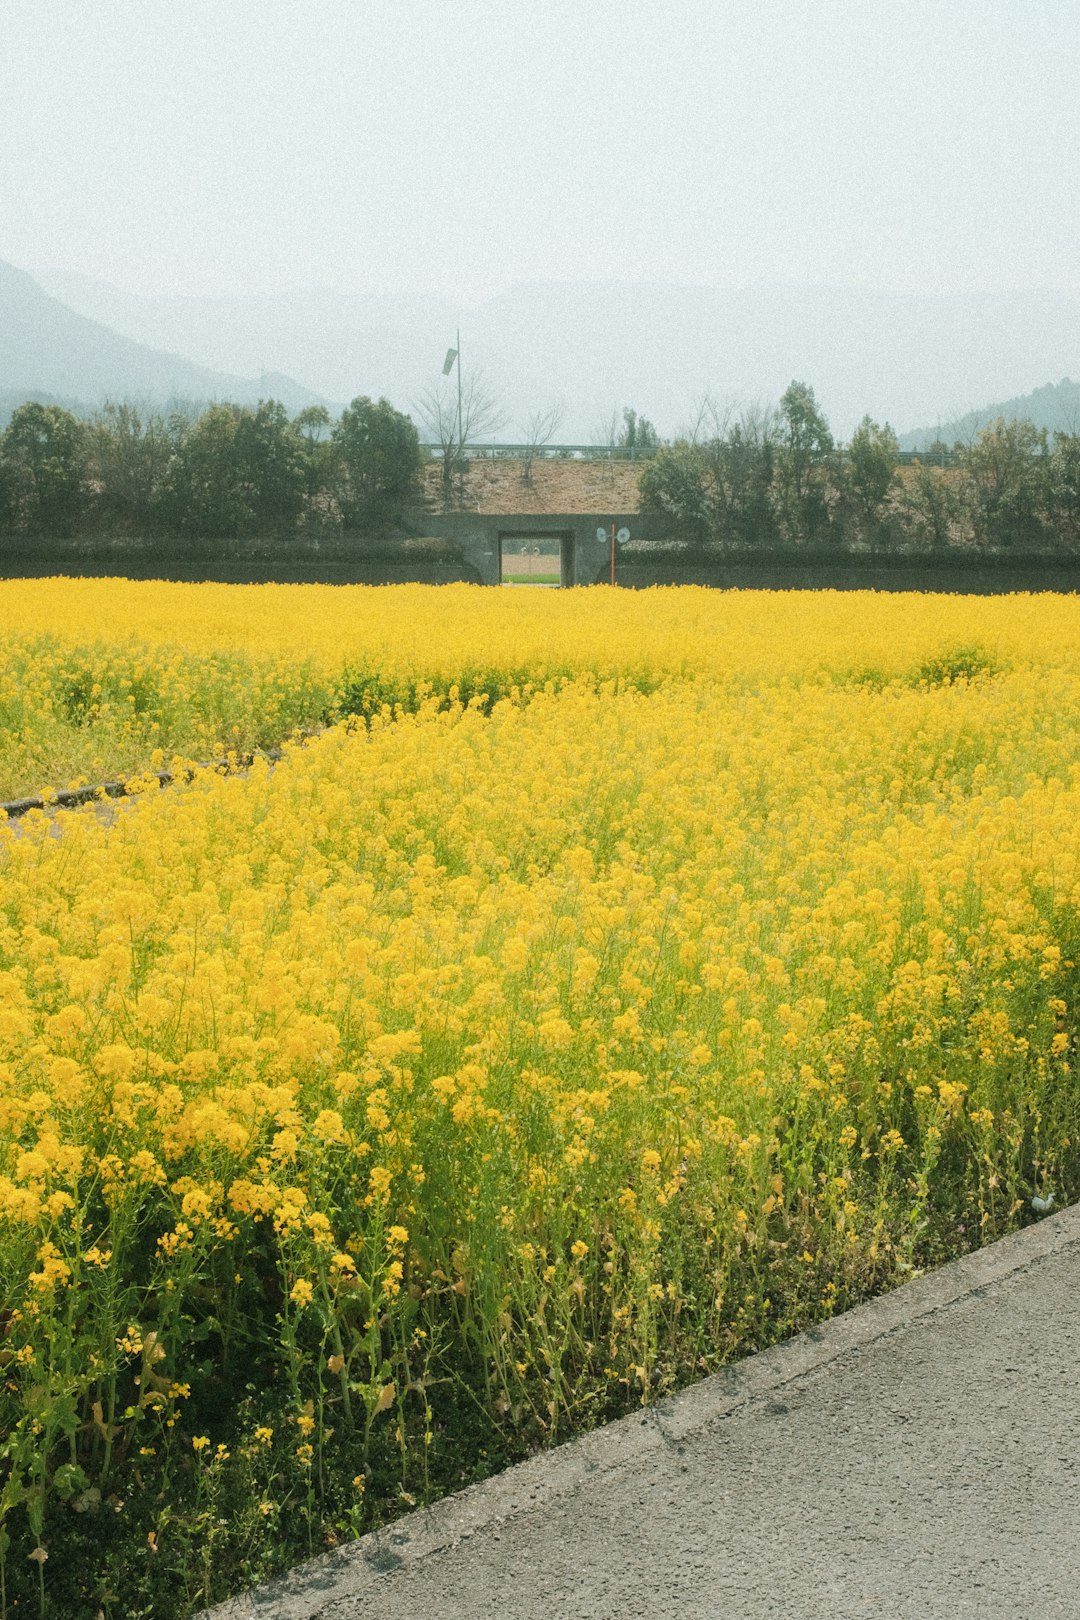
left=499, top=531, right=573, bottom=587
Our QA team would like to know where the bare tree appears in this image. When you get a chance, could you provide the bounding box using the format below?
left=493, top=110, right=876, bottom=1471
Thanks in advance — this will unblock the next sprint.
left=517, top=401, right=564, bottom=484
left=415, top=372, right=503, bottom=490
left=679, top=394, right=717, bottom=448
left=591, top=405, right=621, bottom=483
left=680, top=392, right=736, bottom=448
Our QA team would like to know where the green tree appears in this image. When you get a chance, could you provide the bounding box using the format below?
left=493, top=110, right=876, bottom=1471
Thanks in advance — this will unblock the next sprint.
left=332, top=396, right=422, bottom=529
left=294, top=404, right=332, bottom=447
left=843, top=416, right=899, bottom=546
left=84, top=401, right=177, bottom=534
left=639, top=404, right=778, bottom=549
left=1, top=402, right=86, bottom=535
left=232, top=399, right=307, bottom=534
left=293, top=405, right=335, bottom=510
left=616, top=408, right=659, bottom=458
left=900, top=460, right=963, bottom=551
left=638, top=442, right=712, bottom=544
left=160, top=403, right=248, bottom=536
left=161, top=400, right=306, bottom=537
left=958, top=416, right=1048, bottom=550
left=1046, top=432, right=1080, bottom=549
left=0, top=450, right=17, bottom=533
left=775, top=381, right=835, bottom=545
left=703, top=410, right=778, bottom=548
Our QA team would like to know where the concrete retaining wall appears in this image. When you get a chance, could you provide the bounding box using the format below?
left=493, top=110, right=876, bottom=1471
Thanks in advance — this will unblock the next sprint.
left=419, top=511, right=639, bottom=586
left=3, top=530, right=1080, bottom=593
left=0, top=536, right=481, bottom=587
left=598, top=551, right=1080, bottom=593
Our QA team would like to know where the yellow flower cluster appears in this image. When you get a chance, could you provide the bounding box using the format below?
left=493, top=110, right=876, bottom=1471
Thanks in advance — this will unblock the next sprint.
left=1, top=580, right=1079, bottom=1583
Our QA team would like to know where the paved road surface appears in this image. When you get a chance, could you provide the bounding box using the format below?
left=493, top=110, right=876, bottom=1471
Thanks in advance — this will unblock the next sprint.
left=207, top=1204, right=1080, bottom=1620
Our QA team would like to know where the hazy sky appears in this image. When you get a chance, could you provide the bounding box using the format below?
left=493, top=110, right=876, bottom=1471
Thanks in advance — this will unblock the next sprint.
left=2, top=0, right=1078, bottom=301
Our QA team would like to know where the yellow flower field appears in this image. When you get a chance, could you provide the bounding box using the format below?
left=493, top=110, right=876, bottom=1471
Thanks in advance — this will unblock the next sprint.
left=2, top=576, right=1079, bottom=798
left=1, top=580, right=1080, bottom=1613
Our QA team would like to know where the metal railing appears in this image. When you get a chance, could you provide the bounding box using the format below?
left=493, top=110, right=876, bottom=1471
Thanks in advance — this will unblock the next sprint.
left=422, top=443, right=957, bottom=467
left=421, top=442, right=659, bottom=461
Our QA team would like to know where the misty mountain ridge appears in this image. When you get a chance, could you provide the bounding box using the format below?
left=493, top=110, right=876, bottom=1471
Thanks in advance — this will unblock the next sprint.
left=9, top=259, right=1080, bottom=443
left=901, top=377, right=1080, bottom=449
left=0, top=258, right=329, bottom=422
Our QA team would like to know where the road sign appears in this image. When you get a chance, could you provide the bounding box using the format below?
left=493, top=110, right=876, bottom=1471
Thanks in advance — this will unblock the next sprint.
left=616, top=527, right=630, bottom=543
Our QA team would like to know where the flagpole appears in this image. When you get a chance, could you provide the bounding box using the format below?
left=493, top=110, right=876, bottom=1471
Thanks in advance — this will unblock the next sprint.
left=456, top=326, right=463, bottom=469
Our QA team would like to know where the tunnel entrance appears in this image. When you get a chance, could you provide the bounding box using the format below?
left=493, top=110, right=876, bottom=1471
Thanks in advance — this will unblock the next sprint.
left=499, top=531, right=573, bottom=587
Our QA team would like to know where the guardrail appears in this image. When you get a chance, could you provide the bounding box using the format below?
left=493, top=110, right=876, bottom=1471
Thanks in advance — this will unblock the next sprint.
left=422, top=443, right=659, bottom=461
left=897, top=448, right=957, bottom=467
left=422, top=443, right=958, bottom=467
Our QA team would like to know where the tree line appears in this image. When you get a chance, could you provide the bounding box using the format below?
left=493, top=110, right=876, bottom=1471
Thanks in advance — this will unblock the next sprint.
left=0, top=397, right=422, bottom=539
left=640, top=383, right=1080, bottom=552
left=0, top=388, right=664, bottom=542
left=2, top=383, right=1080, bottom=552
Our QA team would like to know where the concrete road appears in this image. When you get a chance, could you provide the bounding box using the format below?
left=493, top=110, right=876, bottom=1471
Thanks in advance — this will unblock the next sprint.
left=207, top=1204, right=1080, bottom=1620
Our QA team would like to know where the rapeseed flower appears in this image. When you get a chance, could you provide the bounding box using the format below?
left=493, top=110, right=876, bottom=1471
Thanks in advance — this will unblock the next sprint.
left=2, top=581, right=1080, bottom=1584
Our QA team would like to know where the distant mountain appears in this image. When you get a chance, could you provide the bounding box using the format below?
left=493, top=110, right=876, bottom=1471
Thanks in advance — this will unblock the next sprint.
left=32, top=268, right=1080, bottom=442
left=0, top=259, right=330, bottom=416
left=36, top=266, right=453, bottom=426
left=900, top=377, right=1080, bottom=449
left=0, top=387, right=89, bottom=429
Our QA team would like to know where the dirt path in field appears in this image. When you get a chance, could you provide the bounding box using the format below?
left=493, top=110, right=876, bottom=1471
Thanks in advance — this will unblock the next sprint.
left=205, top=1203, right=1080, bottom=1620
left=1, top=748, right=289, bottom=835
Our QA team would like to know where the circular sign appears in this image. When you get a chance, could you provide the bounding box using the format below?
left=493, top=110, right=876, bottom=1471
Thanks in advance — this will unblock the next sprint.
left=616, top=527, right=630, bottom=543
left=596, top=527, right=607, bottom=543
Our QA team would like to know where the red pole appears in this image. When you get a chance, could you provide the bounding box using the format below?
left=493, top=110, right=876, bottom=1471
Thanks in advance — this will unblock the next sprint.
left=610, top=522, right=615, bottom=587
